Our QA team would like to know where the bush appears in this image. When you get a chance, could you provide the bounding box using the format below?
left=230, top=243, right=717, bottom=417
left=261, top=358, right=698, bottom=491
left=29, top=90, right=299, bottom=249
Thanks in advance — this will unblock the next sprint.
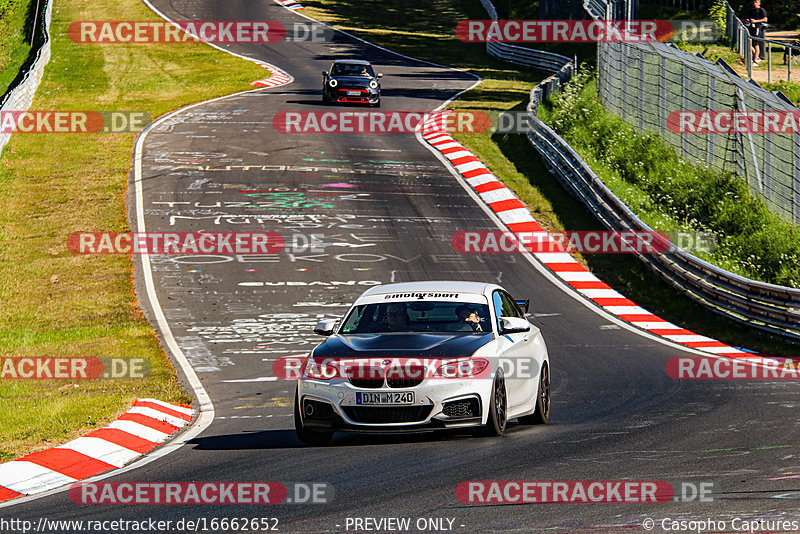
left=763, top=80, right=800, bottom=106
left=768, top=0, right=800, bottom=31
left=541, top=70, right=800, bottom=287
left=708, top=0, right=729, bottom=44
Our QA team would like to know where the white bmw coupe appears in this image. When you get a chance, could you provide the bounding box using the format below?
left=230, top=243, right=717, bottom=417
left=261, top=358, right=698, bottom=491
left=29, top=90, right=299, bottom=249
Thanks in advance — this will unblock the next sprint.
left=294, top=281, right=550, bottom=443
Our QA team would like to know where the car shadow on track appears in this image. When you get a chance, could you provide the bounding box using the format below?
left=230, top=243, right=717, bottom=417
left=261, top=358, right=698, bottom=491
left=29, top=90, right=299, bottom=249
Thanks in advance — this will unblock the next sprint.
left=187, top=425, right=535, bottom=450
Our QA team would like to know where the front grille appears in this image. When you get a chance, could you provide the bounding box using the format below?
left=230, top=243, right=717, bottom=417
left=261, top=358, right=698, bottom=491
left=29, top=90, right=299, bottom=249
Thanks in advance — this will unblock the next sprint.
left=443, top=398, right=480, bottom=419
left=349, top=377, right=384, bottom=388
left=342, top=405, right=433, bottom=424
left=386, top=366, right=425, bottom=388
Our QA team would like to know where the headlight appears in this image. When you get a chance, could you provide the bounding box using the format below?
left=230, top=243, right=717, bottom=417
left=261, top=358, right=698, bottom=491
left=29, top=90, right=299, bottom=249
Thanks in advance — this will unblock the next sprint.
left=302, top=356, right=338, bottom=380
left=369, top=80, right=379, bottom=89
left=328, top=79, right=338, bottom=88
left=436, top=358, right=490, bottom=378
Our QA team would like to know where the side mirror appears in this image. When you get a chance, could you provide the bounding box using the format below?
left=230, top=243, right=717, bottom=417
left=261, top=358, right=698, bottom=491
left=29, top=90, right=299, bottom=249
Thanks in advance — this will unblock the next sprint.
left=515, top=299, right=530, bottom=313
left=322, top=70, right=328, bottom=76
left=499, top=316, right=531, bottom=334
left=376, top=72, right=384, bottom=78
left=313, top=319, right=337, bottom=336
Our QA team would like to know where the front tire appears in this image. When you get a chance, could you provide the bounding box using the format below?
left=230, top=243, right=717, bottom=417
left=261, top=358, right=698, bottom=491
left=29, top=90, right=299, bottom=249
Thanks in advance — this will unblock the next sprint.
left=482, top=371, right=507, bottom=436
left=519, top=363, right=550, bottom=425
left=294, top=390, right=333, bottom=445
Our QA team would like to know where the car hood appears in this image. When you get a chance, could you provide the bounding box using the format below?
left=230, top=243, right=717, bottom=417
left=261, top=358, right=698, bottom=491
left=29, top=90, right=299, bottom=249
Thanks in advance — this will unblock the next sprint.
left=313, top=333, right=493, bottom=359
left=329, top=76, right=377, bottom=86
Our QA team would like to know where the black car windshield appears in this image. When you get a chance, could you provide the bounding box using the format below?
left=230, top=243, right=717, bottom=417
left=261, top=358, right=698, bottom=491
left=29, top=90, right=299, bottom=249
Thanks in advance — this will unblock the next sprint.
left=331, top=63, right=375, bottom=77
left=340, top=301, right=491, bottom=334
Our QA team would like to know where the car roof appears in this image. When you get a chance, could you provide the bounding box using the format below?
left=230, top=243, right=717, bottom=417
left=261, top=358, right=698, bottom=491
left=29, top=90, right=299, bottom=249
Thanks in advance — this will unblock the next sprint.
left=357, top=281, right=498, bottom=299
left=332, top=59, right=372, bottom=65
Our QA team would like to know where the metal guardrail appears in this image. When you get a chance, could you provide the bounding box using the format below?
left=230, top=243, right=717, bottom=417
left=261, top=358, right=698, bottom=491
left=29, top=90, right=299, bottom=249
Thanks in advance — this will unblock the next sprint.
left=722, top=2, right=800, bottom=83
left=487, top=40, right=573, bottom=73
left=0, top=0, right=54, bottom=156
left=476, top=0, right=800, bottom=341
left=477, top=0, right=576, bottom=110
left=525, top=114, right=800, bottom=341
left=584, top=0, right=614, bottom=21
left=746, top=34, right=800, bottom=83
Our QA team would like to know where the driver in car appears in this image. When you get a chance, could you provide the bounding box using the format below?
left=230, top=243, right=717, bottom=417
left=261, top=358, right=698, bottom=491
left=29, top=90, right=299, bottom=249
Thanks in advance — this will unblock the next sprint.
left=386, top=303, right=410, bottom=331
left=455, top=304, right=483, bottom=331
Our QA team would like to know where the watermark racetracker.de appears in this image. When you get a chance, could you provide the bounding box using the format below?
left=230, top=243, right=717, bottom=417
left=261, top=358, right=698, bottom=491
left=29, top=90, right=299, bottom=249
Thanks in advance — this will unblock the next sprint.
left=455, top=19, right=720, bottom=43
left=67, top=232, right=327, bottom=255
left=0, top=357, right=150, bottom=379
left=451, top=230, right=717, bottom=254
left=68, top=21, right=333, bottom=43
left=0, top=111, right=150, bottom=133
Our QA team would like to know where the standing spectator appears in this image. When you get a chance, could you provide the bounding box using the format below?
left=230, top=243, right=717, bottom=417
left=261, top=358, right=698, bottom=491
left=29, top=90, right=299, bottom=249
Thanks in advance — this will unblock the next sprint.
left=744, top=0, right=768, bottom=64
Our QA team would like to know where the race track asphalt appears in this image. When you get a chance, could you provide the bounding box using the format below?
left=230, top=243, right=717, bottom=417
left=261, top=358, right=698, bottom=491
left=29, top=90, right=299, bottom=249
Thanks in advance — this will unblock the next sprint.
left=6, top=1, right=800, bottom=532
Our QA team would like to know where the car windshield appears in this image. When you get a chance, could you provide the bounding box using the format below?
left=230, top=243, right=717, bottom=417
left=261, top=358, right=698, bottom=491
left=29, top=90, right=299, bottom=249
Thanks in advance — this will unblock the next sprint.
left=331, top=63, right=375, bottom=77
left=340, top=301, right=491, bottom=334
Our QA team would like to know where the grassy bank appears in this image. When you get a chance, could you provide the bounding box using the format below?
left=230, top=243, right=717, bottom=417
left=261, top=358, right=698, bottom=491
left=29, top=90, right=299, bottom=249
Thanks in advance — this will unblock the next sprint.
left=540, top=70, right=800, bottom=288
left=0, top=0, right=35, bottom=96
left=763, top=80, right=800, bottom=106
left=0, top=0, right=268, bottom=460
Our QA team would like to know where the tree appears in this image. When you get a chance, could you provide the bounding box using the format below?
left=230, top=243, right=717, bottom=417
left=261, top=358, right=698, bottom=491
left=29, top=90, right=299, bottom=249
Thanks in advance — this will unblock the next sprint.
left=539, top=0, right=587, bottom=20
left=767, top=0, right=800, bottom=30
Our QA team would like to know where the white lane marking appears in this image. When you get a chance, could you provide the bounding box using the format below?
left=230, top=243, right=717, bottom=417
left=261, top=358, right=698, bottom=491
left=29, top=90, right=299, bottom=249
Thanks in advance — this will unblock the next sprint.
left=106, top=421, right=170, bottom=444
left=137, top=398, right=193, bottom=416
left=57, top=438, right=141, bottom=469
left=632, top=322, right=682, bottom=330
left=0, top=462, right=76, bottom=496
left=127, top=407, right=189, bottom=428
left=221, top=377, right=280, bottom=383
left=576, top=288, right=626, bottom=299
left=466, top=175, right=497, bottom=187
left=533, top=252, right=574, bottom=263
left=479, top=188, right=516, bottom=204
left=497, top=209, right=536, bottom=224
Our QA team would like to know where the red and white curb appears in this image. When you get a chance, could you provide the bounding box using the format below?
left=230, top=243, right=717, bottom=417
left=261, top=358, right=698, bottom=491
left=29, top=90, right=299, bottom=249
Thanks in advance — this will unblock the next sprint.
left=275, top=0, right=305, bottom=11
left=251, top=63, right=293, bottom=88
left=0, top=399, right=193, bottom=503
left=420, top=112, right=754, bottom=358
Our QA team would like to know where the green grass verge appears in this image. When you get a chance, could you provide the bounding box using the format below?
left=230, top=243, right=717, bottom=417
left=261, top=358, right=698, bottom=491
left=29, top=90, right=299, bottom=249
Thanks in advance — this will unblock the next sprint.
left=763, top=80, right=800, bottom=106
left=0, top=0, right=35, bottom=96
left=0, top=0, right=269, bottom=460
left=301, top=0, right=799, bottom=356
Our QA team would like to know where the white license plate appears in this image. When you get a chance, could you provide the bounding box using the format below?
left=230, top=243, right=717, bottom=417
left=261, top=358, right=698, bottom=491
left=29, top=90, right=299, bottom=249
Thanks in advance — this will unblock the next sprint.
left=346, top=91, right=361, bottom=96
left=356, top=392, right=415, bottom=405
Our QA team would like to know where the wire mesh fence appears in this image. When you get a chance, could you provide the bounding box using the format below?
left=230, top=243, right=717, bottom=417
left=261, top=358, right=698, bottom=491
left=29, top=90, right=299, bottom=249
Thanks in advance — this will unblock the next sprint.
left=597, top=39, right=800, bottom=225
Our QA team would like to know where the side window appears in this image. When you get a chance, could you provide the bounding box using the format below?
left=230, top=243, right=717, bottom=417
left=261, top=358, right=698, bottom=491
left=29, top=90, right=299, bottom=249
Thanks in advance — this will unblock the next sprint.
left=500, top=291, right=523, bottom=318
left=492, top=291, right=505, bottom=330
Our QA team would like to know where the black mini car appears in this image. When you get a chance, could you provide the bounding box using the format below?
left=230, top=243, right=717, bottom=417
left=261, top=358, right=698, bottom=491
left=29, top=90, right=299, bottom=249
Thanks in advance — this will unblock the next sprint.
left=322, top=59, right=382, bottom=107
